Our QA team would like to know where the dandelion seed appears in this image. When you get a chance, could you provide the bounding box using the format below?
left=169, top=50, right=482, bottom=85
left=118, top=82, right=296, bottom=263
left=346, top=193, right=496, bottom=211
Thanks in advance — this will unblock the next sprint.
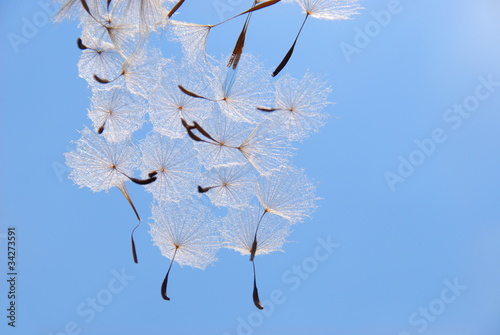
left=139, top=133, right=201, bottom=203
left=197, top=186, right=212, bottom=193
left=259, top=71, right=332, bottom=141
left=252, top=261, right=265, bottom=309
left=128, top=176, right=158, bottom=185
left=77, top=37, right=124, bottom=86
left=94, top=75, right=113, bottom=83
left=80, top=2, right=140, bottom=57
left=97, top=124, right=106, bottom=134
left=150, top=201, right=220, bottom=300
left=178, top=55, right=273, bottom=123
left=93, top=46, right=164, bottom=98
left=245, top=166, right=317, bottom=261
left=198, top=164, right=257, bottom=208
left=80, top=0, right=94, bottom=17
left=222, top=207, right=292, bottom=308
left=237, top=122, right=295, bottom=175
left=65, top=127, right=138, bottom=192
left=272, top=14, right=309, bottom=77
left=273, top=0, right=361, bottom=76
left=180, top=118, right=220, bottom=145
left=182, top=114, right=250, bottom=169
left=177, top=84, right=213, bottom=101
left=256, top=107, right=277, bottom=112
left=249, top=211, right=266, bottom=262
left=210, top=55, right=273, bottom=123
left=149, top=62, right=211, bottom=139
left=167, top=0, right=281, bottom=63
left=183, top=112, right=293, bottom=174
left=227, top=17, right=250, bottom=70
left=227, top=0, right=260, bottom=70
left=64, top=127, right=150, bottom=263
left=88, top=87, right=147, bottom=142
left=181, top=119, right=206, bottom=143
left=77, top=37, right=88, bottom=50
left=256, top=165, right=317, bottom=223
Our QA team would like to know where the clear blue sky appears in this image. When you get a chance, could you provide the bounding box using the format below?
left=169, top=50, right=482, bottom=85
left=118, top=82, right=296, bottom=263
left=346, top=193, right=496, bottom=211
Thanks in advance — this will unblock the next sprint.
left=1, top=0, right=500, bottom=334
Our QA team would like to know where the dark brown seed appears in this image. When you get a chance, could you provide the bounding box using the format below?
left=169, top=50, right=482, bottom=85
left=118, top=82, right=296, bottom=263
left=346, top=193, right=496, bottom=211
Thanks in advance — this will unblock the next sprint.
left=197, top=186, right=212, bottom=193
left=161, top=248, right=178, bottom=301
left=249, top=238, right=258, bottom=262
left=227, top=14, right=250, bottom=69
left=272, top=14, right=309, bottom=77
left=97, top=124, right=105, bottom=134
left=252, top=261, right=264, bottom=310
left=193, top=121, right=217, bottom=142
left=131, top=222, right=140, bottom=264
left=94, top=75, right=111, bottom=84
left=79, top=0, right=92, bottom=17
left=180, top=118, right=192, bottom=130
left=178, top=85, right=207, bottom=99
left=77, top=37, right=88, bottom=50
left=129, top=176, right=158, bottom=185
left=181, top=119, right=207, bottom=142
left=257, top=107, right=278, bottom=112
left=272, top=41, right=296, bottom=77
left=186, top=128, right=206, bottom=143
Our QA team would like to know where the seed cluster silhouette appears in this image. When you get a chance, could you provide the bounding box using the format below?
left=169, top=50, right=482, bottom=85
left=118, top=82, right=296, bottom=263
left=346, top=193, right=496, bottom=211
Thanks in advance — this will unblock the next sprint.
left=57, top=0, right=361, bottom=309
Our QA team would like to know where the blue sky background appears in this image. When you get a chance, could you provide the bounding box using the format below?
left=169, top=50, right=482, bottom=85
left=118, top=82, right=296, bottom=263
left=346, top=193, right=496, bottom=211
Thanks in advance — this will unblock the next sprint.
left=1, top=0, right=500, bottom=334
